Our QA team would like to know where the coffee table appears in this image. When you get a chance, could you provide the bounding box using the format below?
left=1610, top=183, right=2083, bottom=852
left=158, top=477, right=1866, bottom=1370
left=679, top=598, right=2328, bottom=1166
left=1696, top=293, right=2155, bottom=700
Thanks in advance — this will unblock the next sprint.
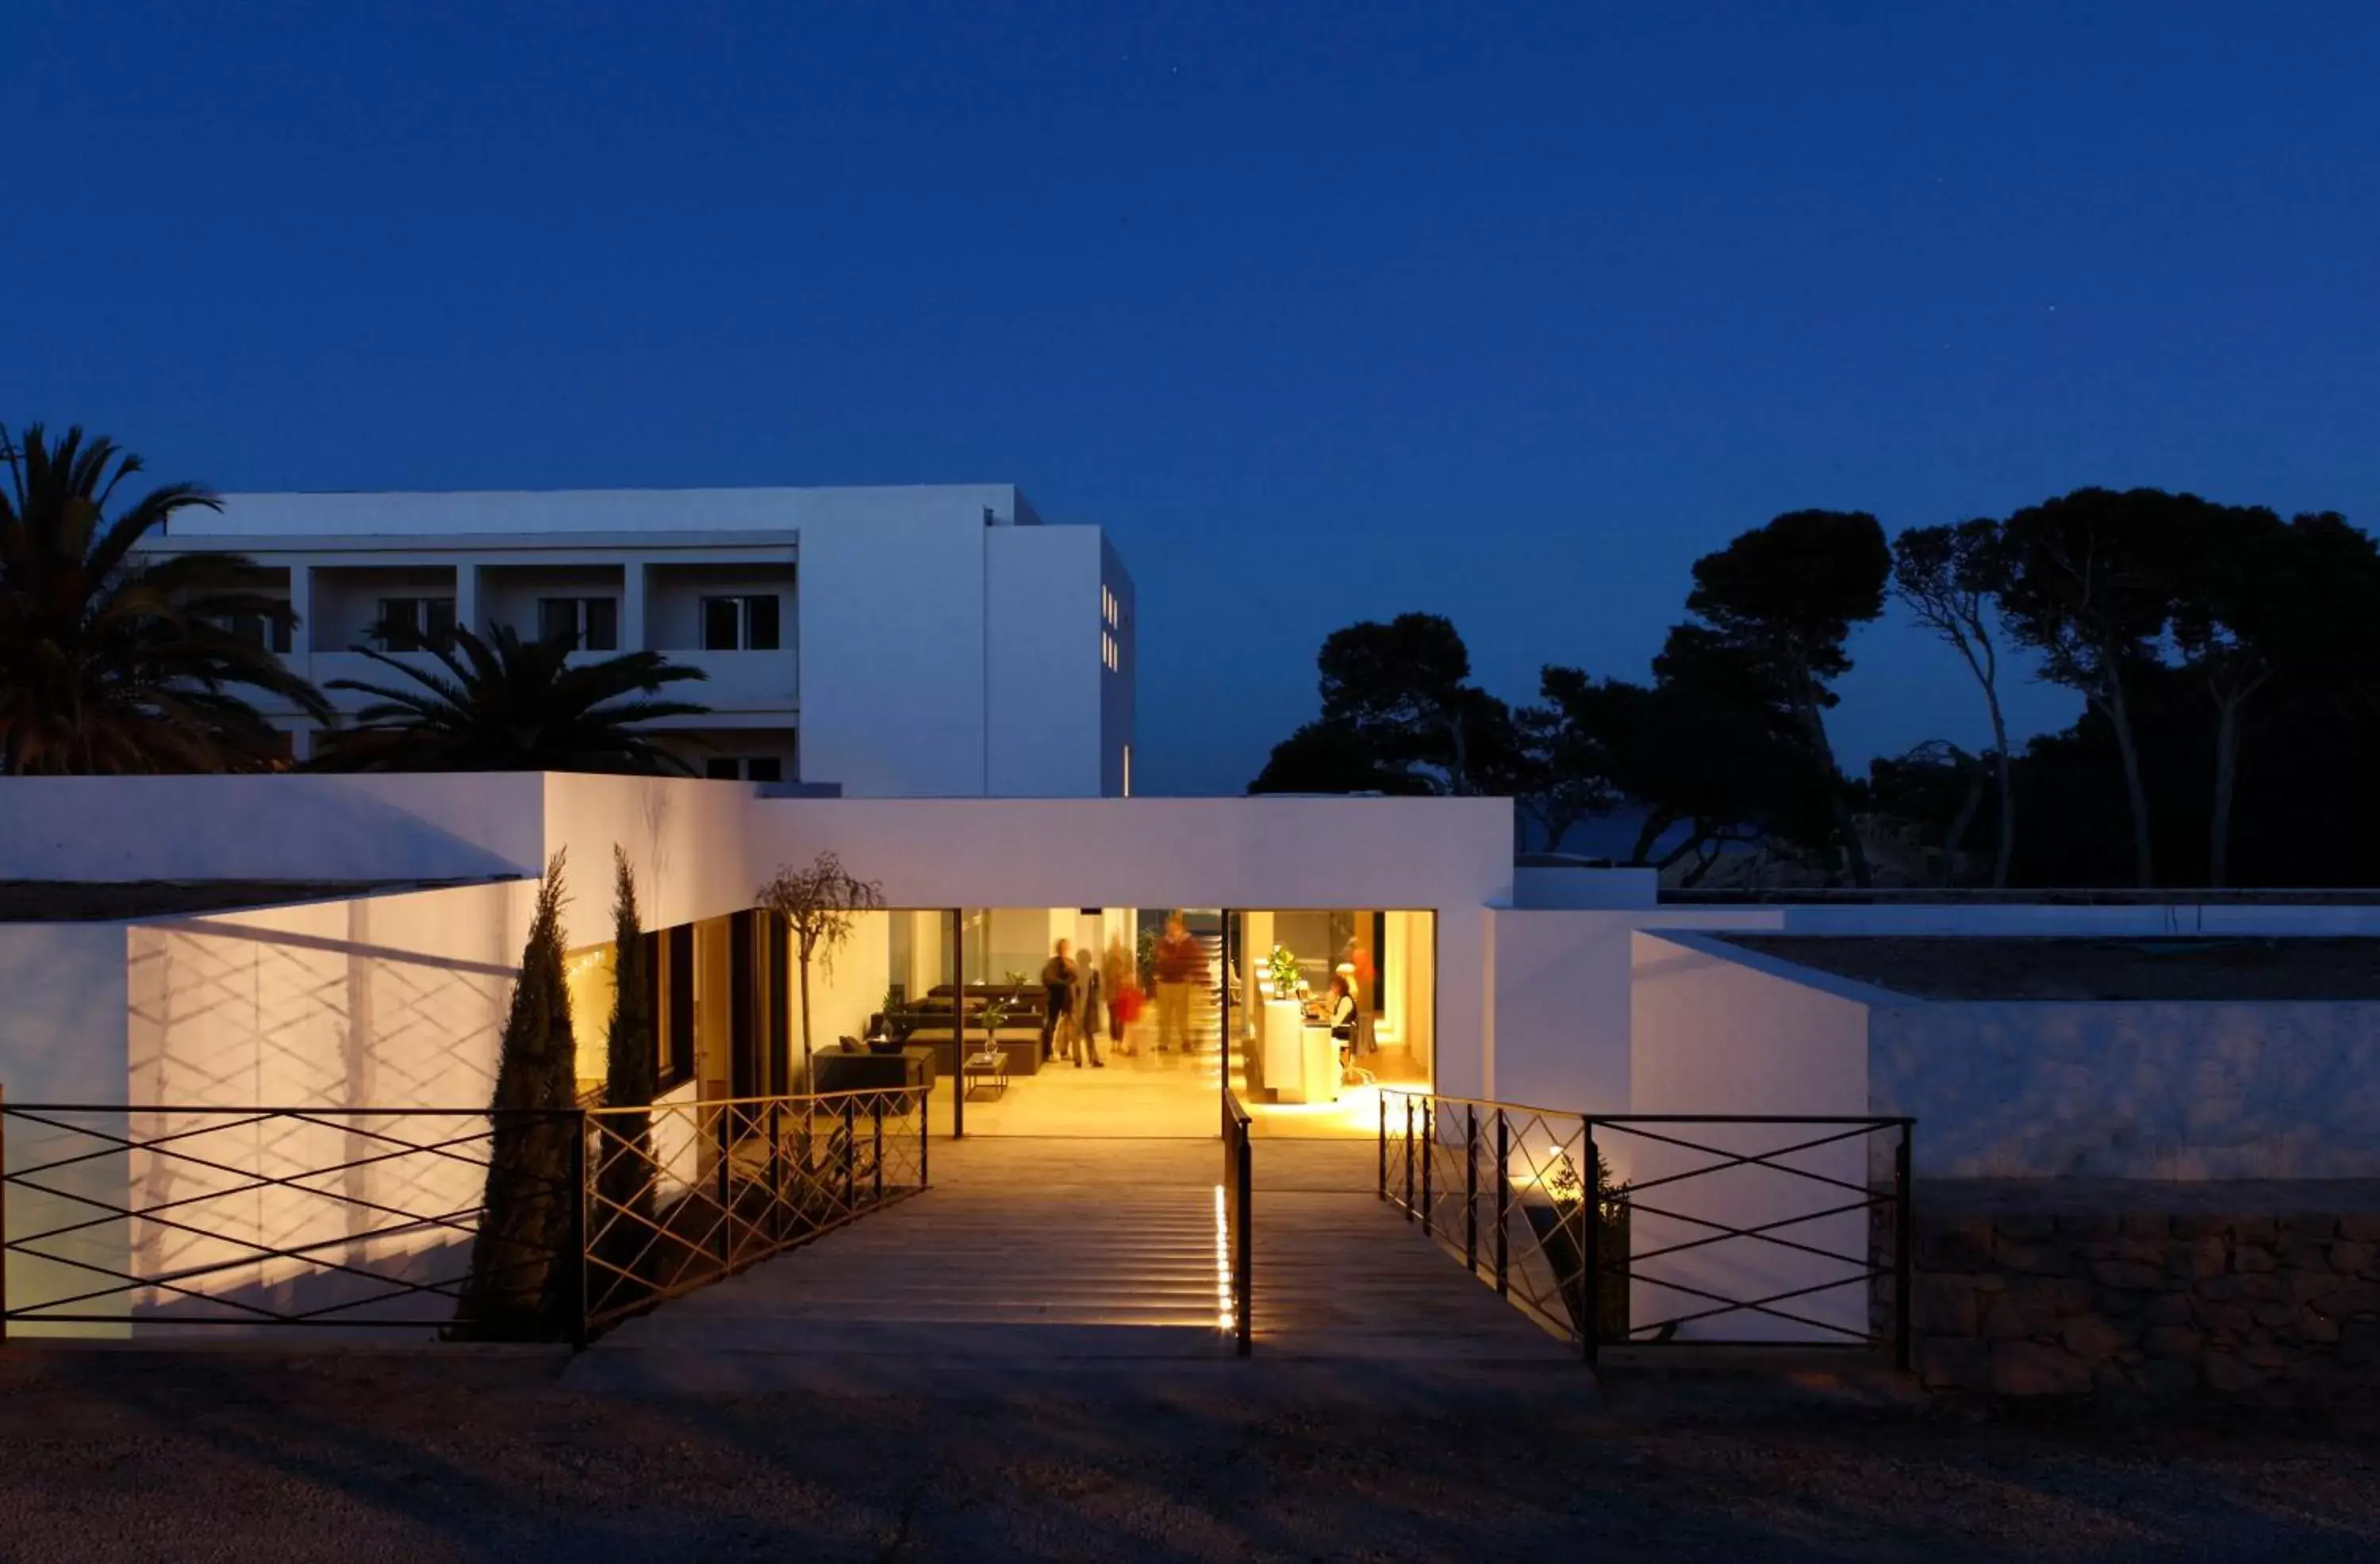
left=962, top=1048, right=1009, bottom=1100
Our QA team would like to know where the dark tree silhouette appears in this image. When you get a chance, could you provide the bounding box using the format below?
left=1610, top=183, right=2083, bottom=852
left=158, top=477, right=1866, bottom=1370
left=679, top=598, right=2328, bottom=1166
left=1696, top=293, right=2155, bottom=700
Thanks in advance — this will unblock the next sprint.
left=1997, top=489, right=2193, bottom=888
left=1892, top=519, right=2017, bottom=886
left=1681, top=511, right=1891, bottom=886
left=1250, top=613, right=1522, bottom=802
left=0, top=423, right=328, bottom=773
left=316, top=623, right=708, bottom=773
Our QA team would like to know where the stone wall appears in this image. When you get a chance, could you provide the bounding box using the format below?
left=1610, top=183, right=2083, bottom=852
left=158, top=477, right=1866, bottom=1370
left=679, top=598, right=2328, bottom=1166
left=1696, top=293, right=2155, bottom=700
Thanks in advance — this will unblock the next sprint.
left=1907, top=1180, right=2380, bottom=1400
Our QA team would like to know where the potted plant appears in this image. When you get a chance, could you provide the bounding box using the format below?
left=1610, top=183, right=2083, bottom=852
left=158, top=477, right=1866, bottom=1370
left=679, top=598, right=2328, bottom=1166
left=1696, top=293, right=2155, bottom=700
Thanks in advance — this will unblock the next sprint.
left=1265, top=943, right=1300, bottom=999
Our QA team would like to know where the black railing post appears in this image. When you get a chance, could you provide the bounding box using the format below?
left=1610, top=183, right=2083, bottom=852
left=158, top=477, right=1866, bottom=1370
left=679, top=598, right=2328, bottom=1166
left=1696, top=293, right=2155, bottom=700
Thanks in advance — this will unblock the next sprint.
left=872, top=1097, right=885, bottom=1204
left=713, top=1105, right=733, bottom=1267
left=1894, top=1121, right=1915, bottom=1374
left=1419, top=1097, right=1434, bottom=1239
left=841, top=1101, right=857, bottom=1213
left=766, top=1099, right=785, bottom=1244
left=1583, top=1121, right=1601, bottom=1367
left=1464, top=1103, right=1478, bottom=1275
left=1493, top=1107, right=1510, bottom=1298
left=918, top=1088, right=930, bottom=1189
left=1402, top=1096, right=1415, bottom=1220
left=1, top=1084, right=9, bottom=1344
left=1376, top=1091, right=1388, bottom=1201
left=1234, top=1112, right=1253, bottom=1359
left=566, top=1109, right=589, bottom=1349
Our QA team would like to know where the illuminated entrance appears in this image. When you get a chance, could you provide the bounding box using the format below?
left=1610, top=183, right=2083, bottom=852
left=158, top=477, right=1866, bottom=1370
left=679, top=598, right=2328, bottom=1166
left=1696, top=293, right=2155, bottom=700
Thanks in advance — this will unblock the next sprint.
left=715, top=904, right=1437, bottom=1139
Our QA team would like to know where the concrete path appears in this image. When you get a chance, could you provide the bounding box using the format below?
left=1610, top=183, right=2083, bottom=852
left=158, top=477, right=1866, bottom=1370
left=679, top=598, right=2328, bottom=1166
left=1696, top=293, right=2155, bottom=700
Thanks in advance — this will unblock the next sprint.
left=570, top=1135, right=1577, bottom=1394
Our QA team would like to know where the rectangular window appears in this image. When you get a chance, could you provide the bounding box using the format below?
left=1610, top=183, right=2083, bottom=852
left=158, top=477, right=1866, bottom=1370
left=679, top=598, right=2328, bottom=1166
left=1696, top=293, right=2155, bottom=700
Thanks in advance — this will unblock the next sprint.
left=538, top=596, right=619, bottom=650
left=744, top=593, right=781, bottom=651
left=700, top=594, right=781, bottom=651
left=216, top=611, right=292, bottom=654
left=376, top=597, right=456, bottom=653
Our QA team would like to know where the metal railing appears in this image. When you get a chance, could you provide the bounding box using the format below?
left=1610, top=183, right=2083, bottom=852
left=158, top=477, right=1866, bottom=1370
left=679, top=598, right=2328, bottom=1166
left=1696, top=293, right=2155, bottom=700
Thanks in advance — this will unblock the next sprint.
left=1221, top=1091, right=1253, bottom=1356
left=0, top=1084, right=927, bottom=1343
left=1380, top=1090, right=1914, bottom=1368
left=0, top=1094, right=578, bottom=1336
left=583, top=1085, right=927, bottom=1334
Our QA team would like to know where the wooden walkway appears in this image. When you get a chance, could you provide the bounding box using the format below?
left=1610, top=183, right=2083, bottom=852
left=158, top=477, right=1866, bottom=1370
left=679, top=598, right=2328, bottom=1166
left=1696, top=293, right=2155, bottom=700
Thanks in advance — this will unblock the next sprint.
left=571, top=1135, right=1576, bottom=1393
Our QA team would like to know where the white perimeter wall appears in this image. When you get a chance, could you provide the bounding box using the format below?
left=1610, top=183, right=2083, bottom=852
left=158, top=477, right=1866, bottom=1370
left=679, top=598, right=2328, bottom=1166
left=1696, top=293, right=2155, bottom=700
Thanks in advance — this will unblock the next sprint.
left=0, top=925, right=133, bottom=1336
left=1491, top=907, right=1787, bottom=1116
left=1871, top=1000, right=2380, bottom=1179
left=1627, top=932, right=1880, bottom=1344
left=986, top=527, right=1103, bottom=798
left=113, top=879, right=534, bottom=1332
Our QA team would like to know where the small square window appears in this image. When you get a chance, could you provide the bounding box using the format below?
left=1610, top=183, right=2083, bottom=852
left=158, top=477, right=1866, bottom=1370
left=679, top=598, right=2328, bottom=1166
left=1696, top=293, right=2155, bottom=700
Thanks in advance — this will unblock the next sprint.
left=747, top=757, right=783, bottom=784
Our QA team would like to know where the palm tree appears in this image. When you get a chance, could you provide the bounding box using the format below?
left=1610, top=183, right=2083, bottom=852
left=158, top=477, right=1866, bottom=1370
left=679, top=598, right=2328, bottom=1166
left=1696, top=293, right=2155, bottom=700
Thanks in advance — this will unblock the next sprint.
left=315, top=622, right=709, bottom=772
left=0, top=424, right=328, bottom=773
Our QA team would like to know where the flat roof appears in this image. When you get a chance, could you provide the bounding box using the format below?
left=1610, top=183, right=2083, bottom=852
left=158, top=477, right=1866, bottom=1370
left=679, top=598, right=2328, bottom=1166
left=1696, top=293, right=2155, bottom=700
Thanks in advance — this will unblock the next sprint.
left=1722, top=935, right=2380, bottom=1002
left=0, top=879, right=496, bottom=924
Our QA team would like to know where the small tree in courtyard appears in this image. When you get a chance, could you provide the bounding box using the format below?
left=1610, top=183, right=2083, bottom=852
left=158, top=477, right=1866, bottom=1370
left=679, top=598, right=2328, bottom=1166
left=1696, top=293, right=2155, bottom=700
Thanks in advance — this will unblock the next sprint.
left=758, top=852, right=885, bottom=1091
left=455, top=852, right=581, bottom=1340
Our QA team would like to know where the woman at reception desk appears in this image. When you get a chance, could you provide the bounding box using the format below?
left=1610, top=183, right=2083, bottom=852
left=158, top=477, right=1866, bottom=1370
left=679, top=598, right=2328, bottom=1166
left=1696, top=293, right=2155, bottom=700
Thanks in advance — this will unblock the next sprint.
left=1261, top=971, right=1355, bottom=1104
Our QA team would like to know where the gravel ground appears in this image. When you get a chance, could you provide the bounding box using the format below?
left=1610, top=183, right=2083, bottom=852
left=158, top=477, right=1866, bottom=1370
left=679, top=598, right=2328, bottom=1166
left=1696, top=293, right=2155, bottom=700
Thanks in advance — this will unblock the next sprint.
left=1, top=1346, right=2376, bottom=1562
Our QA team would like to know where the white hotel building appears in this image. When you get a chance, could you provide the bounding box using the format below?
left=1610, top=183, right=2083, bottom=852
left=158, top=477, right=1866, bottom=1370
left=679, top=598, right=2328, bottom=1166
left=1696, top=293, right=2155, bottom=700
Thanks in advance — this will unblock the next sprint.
left=148, top=483, right=1135, bottom=798
left=7, top=481, right=2380, bottom=1351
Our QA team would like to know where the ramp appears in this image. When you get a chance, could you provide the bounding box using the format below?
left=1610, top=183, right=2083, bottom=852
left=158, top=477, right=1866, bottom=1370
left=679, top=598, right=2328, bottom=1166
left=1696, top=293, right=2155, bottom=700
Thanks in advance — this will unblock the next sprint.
left=570, top=1136, right=1578, bottom=1393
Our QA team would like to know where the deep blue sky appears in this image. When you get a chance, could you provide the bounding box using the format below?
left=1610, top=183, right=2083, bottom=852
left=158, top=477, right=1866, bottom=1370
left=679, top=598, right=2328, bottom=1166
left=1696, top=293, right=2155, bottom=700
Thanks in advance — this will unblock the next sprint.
left=10, top=3, right=2378, bottom=796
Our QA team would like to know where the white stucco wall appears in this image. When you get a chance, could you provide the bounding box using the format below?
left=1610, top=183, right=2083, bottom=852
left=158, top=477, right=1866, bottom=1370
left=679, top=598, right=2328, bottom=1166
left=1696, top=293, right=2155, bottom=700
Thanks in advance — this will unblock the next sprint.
left=1488, top=907, right=1788, bottom=1118
left=1626, top=932, right=1882, bottom=1344
left=0, top=924, right=134, bottom=1336
left=985, top=527, right=1103, bottom=798
left=1870, top=999, right=2380, bottom=1179
left=111, top=880, right=532, bottom=1332
left=0, top=774, right=547, bottom=884
left=797, top=496, right=996, bottom=799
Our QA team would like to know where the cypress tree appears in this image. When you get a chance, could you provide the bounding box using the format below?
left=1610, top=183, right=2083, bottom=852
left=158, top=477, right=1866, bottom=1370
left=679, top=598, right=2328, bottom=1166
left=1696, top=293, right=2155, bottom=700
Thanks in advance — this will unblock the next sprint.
left=593, top=846, right=657, bottom=1311
left=455, top=852, right=578, bottom=1339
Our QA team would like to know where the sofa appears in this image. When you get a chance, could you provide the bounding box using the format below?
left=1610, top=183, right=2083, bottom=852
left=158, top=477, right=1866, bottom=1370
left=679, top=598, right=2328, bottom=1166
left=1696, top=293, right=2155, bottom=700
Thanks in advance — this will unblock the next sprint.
left=879, top=983, right=1053, bottom=1079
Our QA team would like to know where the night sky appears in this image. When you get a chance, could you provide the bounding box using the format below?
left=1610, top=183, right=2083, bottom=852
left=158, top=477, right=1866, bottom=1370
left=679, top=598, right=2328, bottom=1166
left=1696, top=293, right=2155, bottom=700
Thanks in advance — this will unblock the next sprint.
left=9, top=3, right=2377, bottom=796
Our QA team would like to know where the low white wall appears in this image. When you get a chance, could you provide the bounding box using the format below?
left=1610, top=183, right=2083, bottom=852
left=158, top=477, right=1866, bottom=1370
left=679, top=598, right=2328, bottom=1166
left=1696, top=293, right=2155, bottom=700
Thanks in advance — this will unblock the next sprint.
left=1489, top=908, right=1787, bottom=1117
left=1626, top=933, right=1881, bottom=1344
left=0, top=924, right=134, bottom=1337
left=1871, top=1000, right=2380, bottom=1179
left=115, top=879, right=532, bottom=1332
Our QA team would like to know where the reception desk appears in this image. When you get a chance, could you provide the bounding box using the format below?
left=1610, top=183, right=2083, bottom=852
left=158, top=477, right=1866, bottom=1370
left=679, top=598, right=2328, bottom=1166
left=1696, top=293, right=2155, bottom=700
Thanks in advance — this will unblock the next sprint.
left=1260, top=999, right=1340, bottom=1105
